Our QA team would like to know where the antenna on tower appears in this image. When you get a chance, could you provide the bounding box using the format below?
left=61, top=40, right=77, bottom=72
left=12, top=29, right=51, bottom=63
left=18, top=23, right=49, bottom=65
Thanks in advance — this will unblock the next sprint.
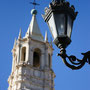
left=30, top=0, right=40, bottom=9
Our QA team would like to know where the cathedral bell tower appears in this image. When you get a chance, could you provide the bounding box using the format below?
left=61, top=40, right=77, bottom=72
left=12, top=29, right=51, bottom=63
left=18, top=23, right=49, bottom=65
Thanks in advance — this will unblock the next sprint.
left=8, top=9, right=55, bottom=90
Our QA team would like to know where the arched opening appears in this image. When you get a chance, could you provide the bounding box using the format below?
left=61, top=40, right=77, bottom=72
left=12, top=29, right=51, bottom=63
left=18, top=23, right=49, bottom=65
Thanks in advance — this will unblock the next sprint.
left=33, top=48, right=41, bottom=67
left=48, top=54, right=51, bottom=68
left=21, top=47, right=26, bottom=61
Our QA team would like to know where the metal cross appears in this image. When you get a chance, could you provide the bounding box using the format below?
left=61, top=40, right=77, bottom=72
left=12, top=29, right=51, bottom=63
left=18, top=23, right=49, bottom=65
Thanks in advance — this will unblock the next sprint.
left=52, top=0, right=65, bottom=2
left=30, top=0, right=40, bottom=9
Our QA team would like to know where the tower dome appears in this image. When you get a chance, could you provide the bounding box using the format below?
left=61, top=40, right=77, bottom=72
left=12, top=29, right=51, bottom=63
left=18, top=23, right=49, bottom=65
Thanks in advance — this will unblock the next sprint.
left=31, top=9, right=37, bottom=15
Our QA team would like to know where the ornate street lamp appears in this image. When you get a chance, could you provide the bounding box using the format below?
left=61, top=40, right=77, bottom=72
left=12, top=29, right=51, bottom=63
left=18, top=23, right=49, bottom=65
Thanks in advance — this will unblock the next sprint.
left=43, top=0, right=90, bottom=70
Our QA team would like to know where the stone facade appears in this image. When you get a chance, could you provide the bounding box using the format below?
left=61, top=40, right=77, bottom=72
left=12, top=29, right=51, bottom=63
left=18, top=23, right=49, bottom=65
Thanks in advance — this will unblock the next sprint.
left=8, top=9, right=55, bottom=90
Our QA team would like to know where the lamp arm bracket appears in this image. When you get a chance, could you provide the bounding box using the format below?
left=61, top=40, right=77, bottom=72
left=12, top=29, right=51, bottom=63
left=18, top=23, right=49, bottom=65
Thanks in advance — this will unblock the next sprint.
left=58, top=49, right=90, bottom=70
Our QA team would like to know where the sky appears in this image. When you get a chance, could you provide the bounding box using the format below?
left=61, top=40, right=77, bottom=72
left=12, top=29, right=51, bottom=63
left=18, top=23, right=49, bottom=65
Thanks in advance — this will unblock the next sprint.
left=0, top=0, right=90, bottom=90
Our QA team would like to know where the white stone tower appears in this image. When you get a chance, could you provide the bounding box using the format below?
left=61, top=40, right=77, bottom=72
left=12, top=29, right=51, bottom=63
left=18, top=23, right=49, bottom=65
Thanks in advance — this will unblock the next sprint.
left=8, top=9, right=55, bottom=90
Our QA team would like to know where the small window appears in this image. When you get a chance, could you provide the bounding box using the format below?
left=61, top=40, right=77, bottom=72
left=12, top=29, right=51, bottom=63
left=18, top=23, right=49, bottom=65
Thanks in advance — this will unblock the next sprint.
left=21, top=47, right=26, bottom=61
left=33, top=48, right=41, bottom=67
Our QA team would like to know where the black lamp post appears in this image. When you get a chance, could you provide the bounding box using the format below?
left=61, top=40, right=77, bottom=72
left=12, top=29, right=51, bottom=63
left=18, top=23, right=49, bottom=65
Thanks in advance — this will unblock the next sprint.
left=43, top=0, right=90, bottom=70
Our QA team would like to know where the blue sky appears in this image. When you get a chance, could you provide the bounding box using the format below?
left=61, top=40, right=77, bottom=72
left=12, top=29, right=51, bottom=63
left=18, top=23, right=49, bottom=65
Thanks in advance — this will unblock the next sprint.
left=0, top=0, right=90, bottom=90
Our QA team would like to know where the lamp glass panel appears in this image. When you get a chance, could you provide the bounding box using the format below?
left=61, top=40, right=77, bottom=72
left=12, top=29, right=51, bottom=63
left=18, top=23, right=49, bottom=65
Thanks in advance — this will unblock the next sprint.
left=67, top=16, right=72, bottom=38
left=55, top=14, right=65, bottom=36
left=48, top=13, right=57, bottom=39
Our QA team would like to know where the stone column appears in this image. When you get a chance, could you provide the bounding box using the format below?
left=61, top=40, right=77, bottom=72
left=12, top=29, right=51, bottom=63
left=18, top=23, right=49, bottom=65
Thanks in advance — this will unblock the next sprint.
left=11, top=53, right=15, bottom=72
left=50, top=53, right=53, bottom=68
left=17, top=42, right=21, bottom=63
left=26, top=39, right=30, bottom=63
left=40, top=52, right=45, bottom=69
left=45, top=45, right=49, bottom=69
left=29, top=47, right=34, bottom=66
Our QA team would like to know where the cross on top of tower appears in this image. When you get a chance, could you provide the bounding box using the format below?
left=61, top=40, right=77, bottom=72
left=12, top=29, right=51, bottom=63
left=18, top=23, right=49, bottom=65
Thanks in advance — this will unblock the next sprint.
left=30, top=0, right=40, bottom=9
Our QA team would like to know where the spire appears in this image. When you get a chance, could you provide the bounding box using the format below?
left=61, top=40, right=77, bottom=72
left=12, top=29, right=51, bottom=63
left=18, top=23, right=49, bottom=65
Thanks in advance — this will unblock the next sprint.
left=45, top=31, right=48, bottom=42
left=26, top=27, right=31, bottom=38
left=28, top=28, right=31, bottom=38
left=13, top=38, right=17, bottom=48
left=18, top=28, right=22, bottom=39
left=25, top=9, right=43, bottom=41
